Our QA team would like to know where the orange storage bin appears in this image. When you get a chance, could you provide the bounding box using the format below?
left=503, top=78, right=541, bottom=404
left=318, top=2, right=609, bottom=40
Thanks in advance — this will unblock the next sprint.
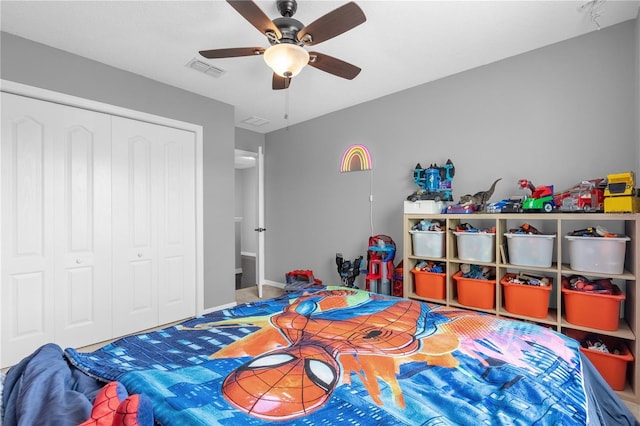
left=562, top=284, right=625, bottom=331
left=500, top=274, right=552, bottom=319
left=452, top=270, right=495, bottom=309
left=582, top=342, right=633, bottom=391
left=566, top=330, right=633, bottom=391
left=412, top=269, right=445, bottom=300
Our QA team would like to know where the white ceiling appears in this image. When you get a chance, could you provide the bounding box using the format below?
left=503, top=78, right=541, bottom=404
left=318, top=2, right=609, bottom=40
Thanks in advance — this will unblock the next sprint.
left=1, top=1, right=639, bottom=134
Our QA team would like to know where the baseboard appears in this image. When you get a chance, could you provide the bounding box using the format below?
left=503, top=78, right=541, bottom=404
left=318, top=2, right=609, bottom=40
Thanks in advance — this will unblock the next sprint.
left=264, top=280, right=285, bottom=289
left=203, top=282, right=285, bottom=314
left=202, top=301, right=237, bottom=315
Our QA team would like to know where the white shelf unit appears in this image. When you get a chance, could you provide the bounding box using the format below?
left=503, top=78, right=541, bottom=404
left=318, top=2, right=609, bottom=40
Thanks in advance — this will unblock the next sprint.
left=403, top=212, right=638, bottom=403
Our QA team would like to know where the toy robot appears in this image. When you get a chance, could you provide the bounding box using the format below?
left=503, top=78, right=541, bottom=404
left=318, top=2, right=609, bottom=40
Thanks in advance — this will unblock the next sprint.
left=335, top=253, right=363, bottom=288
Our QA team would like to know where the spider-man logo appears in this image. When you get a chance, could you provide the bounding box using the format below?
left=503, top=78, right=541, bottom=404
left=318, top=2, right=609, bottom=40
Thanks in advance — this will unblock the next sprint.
left=218, top=289, right=446, bottom=421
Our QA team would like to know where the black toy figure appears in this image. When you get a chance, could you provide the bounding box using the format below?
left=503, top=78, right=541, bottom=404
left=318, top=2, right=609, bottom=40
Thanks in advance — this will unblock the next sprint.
left=335, top=253, right=363, bottom=288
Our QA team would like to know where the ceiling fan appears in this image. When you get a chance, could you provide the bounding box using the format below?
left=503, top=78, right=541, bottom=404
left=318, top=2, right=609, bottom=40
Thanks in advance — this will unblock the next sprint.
left=199, top=0, right=366, bottom=90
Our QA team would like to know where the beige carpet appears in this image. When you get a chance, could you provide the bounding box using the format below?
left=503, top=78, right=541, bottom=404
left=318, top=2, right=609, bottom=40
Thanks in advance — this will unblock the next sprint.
left=236, top=285, right=285, bottom=304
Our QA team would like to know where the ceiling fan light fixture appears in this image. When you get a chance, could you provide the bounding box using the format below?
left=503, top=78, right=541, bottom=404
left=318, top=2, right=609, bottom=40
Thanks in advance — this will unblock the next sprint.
left=263, top=43, right=309, bottom=78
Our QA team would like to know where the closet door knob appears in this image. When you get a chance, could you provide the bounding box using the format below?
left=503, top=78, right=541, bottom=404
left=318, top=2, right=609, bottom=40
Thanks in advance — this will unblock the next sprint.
left=76, top=259, right=82, bottom=264
left=137, top=253, right=143, bottom=258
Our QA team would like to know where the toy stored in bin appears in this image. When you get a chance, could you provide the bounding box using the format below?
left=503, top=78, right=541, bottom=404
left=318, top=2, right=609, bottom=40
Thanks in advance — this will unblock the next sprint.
left=500, top=273, right=552, bottom=319
left=452, top=270, right=496, bottom=309
left=564, top=235, right=629, bottom=275
left=412, top=270, right=446, bottom=299
left=582, top=343, right=633, bottom=391
left=567, top=330, right=634, bottom=391
left=410, top=230, right=445, bottom=257
left=504, top=233, right=555, bottom=268
left=453, top=231, right=495, bottom=263
left=285, top=270, right=324, bottom=293
left=562, top=283, right=625, bottom=331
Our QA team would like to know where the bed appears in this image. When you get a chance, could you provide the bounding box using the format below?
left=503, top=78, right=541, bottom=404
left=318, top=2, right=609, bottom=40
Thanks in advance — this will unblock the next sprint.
left=2, top=287, right=638, bottom=425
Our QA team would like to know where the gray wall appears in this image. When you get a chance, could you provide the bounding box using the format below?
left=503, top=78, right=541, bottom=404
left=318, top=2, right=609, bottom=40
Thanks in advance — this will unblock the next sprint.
left=236, top=127, right=265, bottom=153
left=264, top=20, right=639, bottom=286
left=637, top=10, right=640, bottom=172
left=1, top=32, right=237, bottom=308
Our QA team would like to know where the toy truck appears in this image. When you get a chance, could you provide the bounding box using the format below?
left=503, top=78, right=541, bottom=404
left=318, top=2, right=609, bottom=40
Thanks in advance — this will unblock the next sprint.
left=553, top=179, right=605, bottom=212
left=604, top=171, right=640, bottom=213
left=518, top=179, right=555, bottom=213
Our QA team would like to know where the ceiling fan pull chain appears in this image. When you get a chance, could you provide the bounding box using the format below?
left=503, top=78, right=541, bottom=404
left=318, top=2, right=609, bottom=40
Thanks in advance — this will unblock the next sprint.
left=284, top=88, right=290, bottom=129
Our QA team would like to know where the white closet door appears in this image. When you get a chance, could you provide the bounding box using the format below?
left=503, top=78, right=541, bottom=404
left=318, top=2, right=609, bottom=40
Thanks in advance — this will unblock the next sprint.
left=1, top=93, right=112, bottom=367
left=53, top=103, right=112, bottom=349
left=111, top=116, right=196, bottom=336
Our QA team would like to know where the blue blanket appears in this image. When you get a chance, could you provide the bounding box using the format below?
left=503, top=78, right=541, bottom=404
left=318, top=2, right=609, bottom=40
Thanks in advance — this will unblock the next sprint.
left=2, top=343, right=103, bottom=426
left=62, top=288, right=604, bottom=425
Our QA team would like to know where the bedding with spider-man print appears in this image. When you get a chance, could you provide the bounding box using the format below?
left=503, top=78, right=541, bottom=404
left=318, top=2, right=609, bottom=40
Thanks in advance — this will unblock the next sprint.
left=65, top=287, right=593, bottom=425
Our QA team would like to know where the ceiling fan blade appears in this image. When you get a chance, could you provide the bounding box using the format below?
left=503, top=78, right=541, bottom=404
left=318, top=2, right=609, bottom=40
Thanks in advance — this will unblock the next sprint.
left=272, top=73, right=291, bottom=90
left=308, top=52, right=361, bottom=80
left=297, top=2, right=366, bottom=46
left=199, top=47, right=265, bottom=59
left=227, top=0, right=281, bottom=39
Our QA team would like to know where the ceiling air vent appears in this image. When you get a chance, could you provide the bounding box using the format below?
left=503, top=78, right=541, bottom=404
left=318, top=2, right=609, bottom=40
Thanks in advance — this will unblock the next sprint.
left=186, top=58, right=226, bottom=78
left=241, top=116, right=271, bottom=127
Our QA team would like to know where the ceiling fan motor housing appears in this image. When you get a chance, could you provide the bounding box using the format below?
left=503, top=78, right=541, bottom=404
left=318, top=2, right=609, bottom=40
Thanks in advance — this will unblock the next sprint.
left=271, top=17, right=305, bottom=46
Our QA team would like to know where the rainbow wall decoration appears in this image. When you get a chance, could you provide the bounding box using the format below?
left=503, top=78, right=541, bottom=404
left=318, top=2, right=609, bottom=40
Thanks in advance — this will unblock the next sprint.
left=340, top=144, right=372, bottom=172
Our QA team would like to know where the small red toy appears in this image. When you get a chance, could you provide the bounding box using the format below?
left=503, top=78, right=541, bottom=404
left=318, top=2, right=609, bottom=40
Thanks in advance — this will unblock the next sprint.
left=285, top=270, right=323, bottom=293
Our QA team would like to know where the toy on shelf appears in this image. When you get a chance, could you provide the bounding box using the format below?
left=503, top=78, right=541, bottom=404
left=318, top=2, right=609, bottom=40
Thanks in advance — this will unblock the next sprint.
left=553, top=179, right=605, bottom=212
left=445, top=203, right=476, bottom=214
left=365, top=235, right=396, bottom=295
left=406, top=159, right=455, bottom=202
left=604, top=171, right=640, bottom=213
left=518, top=179, right=555, bottom=212
left=487, top=196, right=526, bottom=213
left=284, top=270, right=324, bottom=293
left=457, top=178, right=502, bottom=211
left=335, top=253, right=363, bottom=288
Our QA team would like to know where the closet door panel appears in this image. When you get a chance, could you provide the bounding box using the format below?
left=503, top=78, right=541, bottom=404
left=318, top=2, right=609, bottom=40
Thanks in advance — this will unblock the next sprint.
left=112, top=126, right=158, bottom=336
left=54, top=107, right=112, bottom=348
left=2, top=94, right=55, bottom=366
left=158, top=136, right=196, bottom=324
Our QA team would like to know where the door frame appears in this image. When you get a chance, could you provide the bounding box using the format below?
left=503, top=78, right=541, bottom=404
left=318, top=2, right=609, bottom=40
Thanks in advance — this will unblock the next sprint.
left=257, top=146, right=265, bottom=298
left=234, top=147, right=265, bottom=298
left=1, top=79, right=205, bottom=315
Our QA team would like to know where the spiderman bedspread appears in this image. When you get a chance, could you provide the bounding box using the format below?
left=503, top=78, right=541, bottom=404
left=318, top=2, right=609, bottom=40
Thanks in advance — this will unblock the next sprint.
left=66, top=287, right=589, bottom=425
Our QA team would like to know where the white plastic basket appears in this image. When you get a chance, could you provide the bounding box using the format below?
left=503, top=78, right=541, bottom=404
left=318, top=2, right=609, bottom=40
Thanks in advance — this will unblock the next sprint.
left=505, top=233, right=556, bottom=267
left=453, top=231, right=495, bottom=262
left=565, top=235, right=630, bottom=274
left=410, top=230, right=445, bottom=257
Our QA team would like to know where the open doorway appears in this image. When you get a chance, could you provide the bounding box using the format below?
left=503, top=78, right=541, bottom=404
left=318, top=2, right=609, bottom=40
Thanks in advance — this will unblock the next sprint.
left=234, top=148, right=265, bottom=296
